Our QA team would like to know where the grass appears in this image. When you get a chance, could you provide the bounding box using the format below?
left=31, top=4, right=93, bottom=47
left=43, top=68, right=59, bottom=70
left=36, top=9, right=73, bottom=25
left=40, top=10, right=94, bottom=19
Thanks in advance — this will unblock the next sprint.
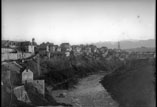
left=100, top=58, right=156, bottom=107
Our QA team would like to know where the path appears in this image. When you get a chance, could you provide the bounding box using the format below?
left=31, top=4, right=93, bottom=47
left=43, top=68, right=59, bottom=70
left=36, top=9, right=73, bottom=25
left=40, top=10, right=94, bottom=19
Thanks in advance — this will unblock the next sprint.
left=51, top=73, right=119, bottom=107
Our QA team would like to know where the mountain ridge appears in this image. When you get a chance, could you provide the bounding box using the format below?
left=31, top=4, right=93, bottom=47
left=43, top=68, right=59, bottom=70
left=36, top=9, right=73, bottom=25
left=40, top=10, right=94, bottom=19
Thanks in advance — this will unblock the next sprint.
left=92, top=39, right=155, bottom=49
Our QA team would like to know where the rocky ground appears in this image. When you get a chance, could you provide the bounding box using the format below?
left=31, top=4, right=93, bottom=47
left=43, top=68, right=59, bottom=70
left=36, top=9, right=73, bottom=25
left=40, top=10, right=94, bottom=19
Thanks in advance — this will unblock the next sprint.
left=50, top=72, right=119, bottom=107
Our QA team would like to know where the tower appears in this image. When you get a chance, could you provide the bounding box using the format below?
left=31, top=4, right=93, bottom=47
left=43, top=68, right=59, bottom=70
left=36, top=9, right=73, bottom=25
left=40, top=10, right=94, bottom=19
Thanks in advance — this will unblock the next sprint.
left=32, top=38, right=35, bottom=45
left=118, top=41, right=120, bottom=50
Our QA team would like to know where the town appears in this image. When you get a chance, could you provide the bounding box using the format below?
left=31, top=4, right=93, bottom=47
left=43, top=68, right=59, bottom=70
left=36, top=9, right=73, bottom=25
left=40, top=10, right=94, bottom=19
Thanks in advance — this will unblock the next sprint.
left=2, top=0, right=155, bottom=106
left=1, top=38, right=155, bottom=107
left=2, top=38, right=155, bottom=61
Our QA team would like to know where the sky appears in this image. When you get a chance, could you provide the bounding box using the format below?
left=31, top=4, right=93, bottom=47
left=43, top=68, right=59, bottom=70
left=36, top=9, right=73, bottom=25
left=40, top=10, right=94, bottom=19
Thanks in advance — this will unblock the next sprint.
left=2, top=0, right=155, bottom=45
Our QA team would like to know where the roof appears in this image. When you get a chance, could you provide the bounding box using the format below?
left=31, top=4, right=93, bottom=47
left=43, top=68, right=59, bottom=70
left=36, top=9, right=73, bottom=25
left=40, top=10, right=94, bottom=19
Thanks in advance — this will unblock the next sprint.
left=2, top=40, right=32, bottom=49
left=60, top=43, right=70, bottom=47
left=2, top=61, right=22, bottom=73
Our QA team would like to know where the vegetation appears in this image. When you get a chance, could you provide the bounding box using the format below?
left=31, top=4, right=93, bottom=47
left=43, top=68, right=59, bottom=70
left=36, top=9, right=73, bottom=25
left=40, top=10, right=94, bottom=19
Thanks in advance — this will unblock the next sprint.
left=100, top=58, right=156, bottom=107
left=25, top=54, right=121, bottom=90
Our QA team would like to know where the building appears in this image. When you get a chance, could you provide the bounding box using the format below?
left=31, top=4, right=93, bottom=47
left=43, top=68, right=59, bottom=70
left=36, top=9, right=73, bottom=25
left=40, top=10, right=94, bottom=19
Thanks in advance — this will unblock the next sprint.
left=14, top=85, right=31, bottom=103
left=1, top=47, right=15, bottom=54
left=2, top=51, right=32, bottom=61
left=60, top=43, right=71, bottom=52
left=72, top=45, right=82, bottom=52
left=22, top=68, right=33, bottom=84
left=39, top=43, right=47, bottom=51
left=28, top=45, right=34, bottom=53
left=65, top=51, right=70, bottom=57
left=21, top=66, right=45, bottom=97
left=56, top=46, right=61, bottom=52
left=2, top=39, right=36, bottom=61
left=46, top=45, right=49, bottom=52
left=2, top=61, right=22, bottom=85
left=50, top=45, right=56, bottom=53
left=2, top=40, right=18, bottom=48
left=27, top=38, right=37, bottom=54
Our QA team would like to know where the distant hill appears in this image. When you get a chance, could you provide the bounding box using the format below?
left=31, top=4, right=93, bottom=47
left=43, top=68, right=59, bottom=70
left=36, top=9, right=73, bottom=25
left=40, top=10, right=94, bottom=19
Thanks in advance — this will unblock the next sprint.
left=125, top=47, right=155, bottom=53
left=92, top=39, right=155, bottom=49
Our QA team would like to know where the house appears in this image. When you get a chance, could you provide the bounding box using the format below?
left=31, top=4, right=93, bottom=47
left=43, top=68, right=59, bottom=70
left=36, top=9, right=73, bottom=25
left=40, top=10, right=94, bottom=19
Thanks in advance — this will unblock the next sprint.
left=56, top=46, right=61, bottom=52
left=28, top=38, right=37, bottom=54
left=2, top=40, right=35, bottom=50
left=72, top=45, right=82, bottom=53
left=28, top=45, right=34, bottom=53
left=2, top=51, right=32, bottom=61
left=27, top=38, right=37, bottom=54
left=46, top=45, right=49, bottom=52
left=65, top=51, right=70, bottom=57
left=39, top=43, right=47, bottom=51
left=2, top=39, right=36, bottom=61
left=2, top=40, right=18, bottom=48
left=49, top=45, right=58, bottom=52
left=50, top=45, right=56, bottom=53
left=21, top=67, right=45, bottom=96
left=87, top=45, right=97, bottom=53
left=22, top=68, right=33, bottom=84
left=2, top=61, right=22, bottom=85
left=2, top=53, right=18, bottom=61
left=17, top=41, right=32, bottom=53
left=60, top=43, right=71, bottom=52
left=1, top=47, right=15, bottom=54
left=13, top=85, right=31, bottom=103
left=38, top=43, right=47, bottom=56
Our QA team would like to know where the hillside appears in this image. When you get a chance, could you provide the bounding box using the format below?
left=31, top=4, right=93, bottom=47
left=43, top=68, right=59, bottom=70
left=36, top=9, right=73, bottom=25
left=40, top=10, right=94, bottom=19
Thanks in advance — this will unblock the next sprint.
left=92, top=39, right=155, bottom=49
left=125, top=47, right=155, bottom=53
left=100, top=59, right=156, bottom=107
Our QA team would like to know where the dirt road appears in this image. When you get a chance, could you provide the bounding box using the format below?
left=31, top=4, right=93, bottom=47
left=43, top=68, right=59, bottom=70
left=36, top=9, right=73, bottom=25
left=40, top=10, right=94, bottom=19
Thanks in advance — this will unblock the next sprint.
left=51, top=73, right=119, bottom=107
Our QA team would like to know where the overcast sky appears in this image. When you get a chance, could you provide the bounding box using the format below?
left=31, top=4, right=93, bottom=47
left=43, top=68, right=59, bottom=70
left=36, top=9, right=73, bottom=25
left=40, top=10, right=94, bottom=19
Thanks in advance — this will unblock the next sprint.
left=2, top=0, right=155, bottom=45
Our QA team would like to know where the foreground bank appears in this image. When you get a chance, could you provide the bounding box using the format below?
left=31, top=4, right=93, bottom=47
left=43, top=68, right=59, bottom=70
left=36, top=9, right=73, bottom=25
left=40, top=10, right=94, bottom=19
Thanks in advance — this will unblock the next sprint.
left=100, top=58, right=156, bottom=107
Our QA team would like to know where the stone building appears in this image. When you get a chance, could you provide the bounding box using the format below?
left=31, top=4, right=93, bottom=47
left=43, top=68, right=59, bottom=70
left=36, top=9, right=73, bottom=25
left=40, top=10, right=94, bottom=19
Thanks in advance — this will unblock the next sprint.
left=22, top=68, right=33, bottom=84
left=2, top=61, right=22, bottom=85
left=60, top=43, right=71, bottom=52
left=14, top=85, right=31, bottom=103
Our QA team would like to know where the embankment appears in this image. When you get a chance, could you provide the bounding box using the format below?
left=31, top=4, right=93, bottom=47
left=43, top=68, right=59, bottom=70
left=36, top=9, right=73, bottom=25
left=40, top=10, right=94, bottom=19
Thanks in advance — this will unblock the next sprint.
left=100, top=59, right=156, bottom=107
